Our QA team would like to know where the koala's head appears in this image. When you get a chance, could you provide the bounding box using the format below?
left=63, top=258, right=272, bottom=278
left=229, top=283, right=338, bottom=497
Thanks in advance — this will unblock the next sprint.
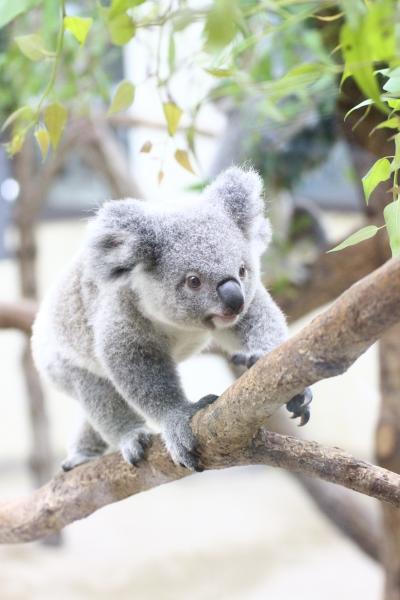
left=87, top=167, right=270, bottom=331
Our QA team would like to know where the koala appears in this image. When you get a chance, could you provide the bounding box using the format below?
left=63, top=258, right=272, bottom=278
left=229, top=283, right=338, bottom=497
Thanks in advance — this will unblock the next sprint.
left=31, top=166, right=312, bottom=473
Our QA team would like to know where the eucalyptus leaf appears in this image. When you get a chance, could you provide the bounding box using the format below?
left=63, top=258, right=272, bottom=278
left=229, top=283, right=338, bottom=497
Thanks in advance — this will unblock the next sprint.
left=174, top=149, right=195, bottom=174
left=108, top=14, right=136, bottom=46
left=15, top=34, right=53, bottom=61
left=362, top=158, right=391, bottom=203
left=1, top=106, right=34, bottom=132
left=0, top=0, right=41, bottom=28
left=384, top=199, right=400, bottom=257
left=108, top=80, right=135, bottom=115
left=44, top=102, right=68, bottom=149
left=34, top=126, right=50, bottom=161
left=204, top=0, right=239, bottom=50
left=109, top=0, right=145, bottom=20
left=328, top=225, right=379, bottom=253
left=64, top=16, right=93, bottom=46
left=163, top=102, right=182, bottom=136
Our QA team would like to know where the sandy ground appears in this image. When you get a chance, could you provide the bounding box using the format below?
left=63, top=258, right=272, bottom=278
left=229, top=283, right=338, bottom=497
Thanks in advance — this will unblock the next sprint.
left=0, top=220, right=383, bottom=599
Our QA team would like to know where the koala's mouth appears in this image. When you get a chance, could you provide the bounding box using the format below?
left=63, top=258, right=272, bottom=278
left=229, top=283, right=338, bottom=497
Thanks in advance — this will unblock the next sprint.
left=205, top=311, right=239, bottom=329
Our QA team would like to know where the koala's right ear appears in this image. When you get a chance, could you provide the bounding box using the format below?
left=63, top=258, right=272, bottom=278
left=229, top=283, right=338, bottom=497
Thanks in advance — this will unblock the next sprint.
left=86, top=199, right=158, bottom=281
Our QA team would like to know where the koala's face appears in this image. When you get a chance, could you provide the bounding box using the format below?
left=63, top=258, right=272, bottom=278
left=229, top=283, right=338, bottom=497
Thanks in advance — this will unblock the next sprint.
left=89, top=167, right=270, bottom=332
left=133, top=211, right=259, bottom=331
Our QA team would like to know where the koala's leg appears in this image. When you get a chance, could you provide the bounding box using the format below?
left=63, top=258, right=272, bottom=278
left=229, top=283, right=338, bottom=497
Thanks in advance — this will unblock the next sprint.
left=95, top=329, right=217, bottom=471
left=50, top=357, right=153, bottom=467
left=214, top=284, right=313, bottom=425
left=61, top=419, right=108, bottom=471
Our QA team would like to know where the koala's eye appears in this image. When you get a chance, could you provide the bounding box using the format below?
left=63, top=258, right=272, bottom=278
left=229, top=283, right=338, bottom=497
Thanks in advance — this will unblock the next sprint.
left=239, top=265, right=246, bottom=279
left=186, top=275, right=202, bottom=290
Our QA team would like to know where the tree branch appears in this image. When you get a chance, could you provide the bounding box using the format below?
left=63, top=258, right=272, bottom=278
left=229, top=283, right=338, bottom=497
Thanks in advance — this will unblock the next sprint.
left=1, top=257, right=399, bottom=544
left=0, top=301, right=36, bottom=335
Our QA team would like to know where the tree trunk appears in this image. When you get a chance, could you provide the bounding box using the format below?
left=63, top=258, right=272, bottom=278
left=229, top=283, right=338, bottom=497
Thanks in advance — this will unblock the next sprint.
left=13, top=145, right=60, bottom=546
left=377, top=323, right=400, bottom=600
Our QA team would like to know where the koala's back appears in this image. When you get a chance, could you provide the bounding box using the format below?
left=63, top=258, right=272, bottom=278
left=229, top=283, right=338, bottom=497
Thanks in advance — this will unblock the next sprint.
left=32, top=255, right=101, bottom=381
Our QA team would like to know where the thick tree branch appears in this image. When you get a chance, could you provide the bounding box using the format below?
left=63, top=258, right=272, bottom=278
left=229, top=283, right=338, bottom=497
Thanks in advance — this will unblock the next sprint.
left=1, top=257, right=399, bottom=544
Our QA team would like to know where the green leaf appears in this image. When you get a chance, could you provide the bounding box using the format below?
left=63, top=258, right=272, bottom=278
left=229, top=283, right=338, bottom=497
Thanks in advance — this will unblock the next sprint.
left=1, top=106, right=34, bottom=132
left=44, top=102, right=68, bottom=149
left=108, top=13, right=136, bottom=45
left=108, top=80, right=135, bottom=115
left=15, top=33, right=53, bottom=61
left=327, top=225, right=379, bottom=253
left=0, top=0, right=41, bottom=28
left=34, top=126, right=50, bottom=161
left=204, top=0, right=239, bottom=50
left=174, top=149, right=195, bottom=174
left=387, top=98, right=400, bottom=110
left=384, top=199, right=400, bottom=257
left=109, top=0, right=145, bottom=19
left=205, top=67, right=235, bottom=77
left=340, top=1, right=393, bottom=116
left=374, top=117, right=400, bottom=131
left=64, top=16, right=93, bottom=45
left=5, top=130, right=27, bottom=156
left=162, top=102, right=182, bottom=136
left=362, top=158, right=391, bottom=203
left=344, top=98, right=374, bottom=121
left=392, top=134, right=400, bottom=172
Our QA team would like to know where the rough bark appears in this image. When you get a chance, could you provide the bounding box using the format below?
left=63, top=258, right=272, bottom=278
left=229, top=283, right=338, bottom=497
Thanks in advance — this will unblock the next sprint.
left=0, top=257, right=399, bottom=543
left=377, top=323, right=400, bottom=600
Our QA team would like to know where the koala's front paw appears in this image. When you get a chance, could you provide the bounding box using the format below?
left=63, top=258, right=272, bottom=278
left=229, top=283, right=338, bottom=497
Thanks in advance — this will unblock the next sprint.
left=232, top=351, right=264, bottom=369
left=163, top=395, right=219, bottom=472
left=286, top=387, right=313, bottom=426
left=119, top=426, right=152, bottom=466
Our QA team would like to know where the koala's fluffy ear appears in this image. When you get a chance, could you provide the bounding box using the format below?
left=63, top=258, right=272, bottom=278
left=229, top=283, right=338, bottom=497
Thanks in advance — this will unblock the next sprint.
left=86, top=199, right=157, bottom=280
left=204, top=166, right=271, bottom=252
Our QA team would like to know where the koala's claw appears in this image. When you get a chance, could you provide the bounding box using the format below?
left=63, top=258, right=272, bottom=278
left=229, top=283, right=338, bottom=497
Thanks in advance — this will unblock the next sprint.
left=61, top=451, right=100, bottom=472
left=119, top=428, right=152, bottom=466
left=231, top=352, right=263, bottom=369
left=196, top=394, right=219, bottom=409
left=286, top=387, right=313, bottom=426
left=163, top=394, right=218, bottom=472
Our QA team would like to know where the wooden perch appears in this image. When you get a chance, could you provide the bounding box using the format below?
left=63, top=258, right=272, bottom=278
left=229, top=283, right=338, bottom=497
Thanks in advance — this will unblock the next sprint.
left=1, top=257, right=400, bottom=544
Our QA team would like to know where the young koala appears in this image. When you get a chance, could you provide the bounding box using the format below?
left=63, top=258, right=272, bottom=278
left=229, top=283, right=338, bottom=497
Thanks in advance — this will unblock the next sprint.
left=32, top=166, right=312, bottom=472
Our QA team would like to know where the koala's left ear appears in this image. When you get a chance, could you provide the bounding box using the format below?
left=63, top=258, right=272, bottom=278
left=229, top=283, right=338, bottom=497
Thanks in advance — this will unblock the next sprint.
left=204, top=166, right=271, bottom=252
left=86, top=199, right=158, bottom=281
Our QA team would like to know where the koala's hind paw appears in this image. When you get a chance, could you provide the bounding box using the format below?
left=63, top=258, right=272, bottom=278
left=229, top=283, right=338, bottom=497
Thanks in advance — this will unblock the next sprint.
left=231, top=351, right=263, bottom=369
left=163, top=395, right=218, bottom=472
left=119, top=427, right=152, bottom=466
left=286, top=387, right=313, bottom=426
left=61, top=451, right=100, bottom=472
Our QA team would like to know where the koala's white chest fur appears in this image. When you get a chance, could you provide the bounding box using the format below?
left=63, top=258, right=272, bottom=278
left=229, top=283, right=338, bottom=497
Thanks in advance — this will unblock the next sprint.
left=154, top=321, right=211, bottom=362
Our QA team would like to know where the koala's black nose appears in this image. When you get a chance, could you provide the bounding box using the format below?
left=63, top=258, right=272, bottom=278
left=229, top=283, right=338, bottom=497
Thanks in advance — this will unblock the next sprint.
left=217, top=279, right=244, bottom=314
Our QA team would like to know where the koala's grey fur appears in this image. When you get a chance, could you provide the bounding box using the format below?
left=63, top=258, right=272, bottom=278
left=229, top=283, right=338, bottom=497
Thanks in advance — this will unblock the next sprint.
left=32, top=166, right=289, bottom=472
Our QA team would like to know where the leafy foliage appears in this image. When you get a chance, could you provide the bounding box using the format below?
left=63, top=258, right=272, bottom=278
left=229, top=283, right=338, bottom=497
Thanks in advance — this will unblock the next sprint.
left=0, top=0, right=400, bottom=255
